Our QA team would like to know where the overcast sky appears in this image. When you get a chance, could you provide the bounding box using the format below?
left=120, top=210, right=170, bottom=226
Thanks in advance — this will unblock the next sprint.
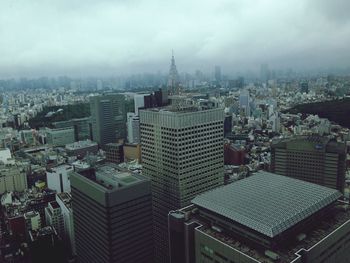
left=0, top=0, right=349, bottom=78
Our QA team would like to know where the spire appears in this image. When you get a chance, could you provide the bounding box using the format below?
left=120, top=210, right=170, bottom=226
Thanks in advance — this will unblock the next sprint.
left=167, top=50, right=179, bottom=95
left=171, top=49, right=175, bottom=66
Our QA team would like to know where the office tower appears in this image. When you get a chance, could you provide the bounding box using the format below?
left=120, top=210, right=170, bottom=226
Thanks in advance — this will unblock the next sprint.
left=271, top=136, right=346, bottom=192
left=224, top=114, right=232, bottom=137
left=90, top=94, right=126, bottom=146
left=140, top=107, right=224, bottom=263
left=45, top=201, right=64, bottom=238
left=134, top=94, right=146, bottom=115
left=239, top=90, right=250, bottom=116
left=214, top=65, right=221, bottom=82
left=46, top=165, right=72, bottom=193
left=127, top=112, right=140, bottom=144
left=169, top=171, right=347, bottom=263
left=53, top=117, right=92, bottom=141
left=71, top=163, right=153, bottom=263
left=260, top=63, right=270, bottom=83
left=56, top=192, right=76, bottom=256
left=167, top=52, right=180, bottom=95
left=134, top=90, right=168, bottom=116
left=300, top=81, right=309, bottom=93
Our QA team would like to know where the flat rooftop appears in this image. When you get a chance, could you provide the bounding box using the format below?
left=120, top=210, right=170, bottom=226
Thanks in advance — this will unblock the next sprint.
left=95, top=163, right=142, bottom=189
left=192, top=171, right=342, bottom=238
left=198, top=203, right=350, bottom=263
left=65, top=140, right=97, bottom=150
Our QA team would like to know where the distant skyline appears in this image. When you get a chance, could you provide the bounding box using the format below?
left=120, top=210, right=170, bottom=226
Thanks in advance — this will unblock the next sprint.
left=1, top=0, right=350, bottom=78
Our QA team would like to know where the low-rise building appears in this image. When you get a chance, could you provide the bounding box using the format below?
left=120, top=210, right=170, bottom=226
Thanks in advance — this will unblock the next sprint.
left=169, top=172, right=349, bottom=263
left=65, top=140, right=98, bottom=157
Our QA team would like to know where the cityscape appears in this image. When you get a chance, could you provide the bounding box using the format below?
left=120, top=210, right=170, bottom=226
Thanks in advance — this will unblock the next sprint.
left=1, top=1, right=350, bottom=263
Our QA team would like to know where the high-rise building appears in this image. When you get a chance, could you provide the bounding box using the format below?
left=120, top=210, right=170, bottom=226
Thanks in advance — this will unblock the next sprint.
left=260, top=63, right=270, bottom=83
left=127, top=112, right=140, bottom=144
left=214, top=65, right=221, bottom=82
left=45, top=201, right=64, bottom=238
left=167, top=52, right=180, bottom=95
left=239, top=90, right=250, bottom=116
left=271, top=136, right=346, bottom=192
left=169, top=171, right=347, bottom=263
left=140, top=106, right=224, bottom=263
left=90, top=94, right=126, bottom=146
left=71, top=163, right=153, bottom=263
left=56, top=192, right=76, bottom=256
left=46, top=165, right=72, bottom=193
left=53, top=117, right=92, bottom=141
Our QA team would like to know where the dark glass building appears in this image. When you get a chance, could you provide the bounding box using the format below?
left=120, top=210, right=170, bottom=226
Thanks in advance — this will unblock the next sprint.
left=71, top=163, right=153, bottom=263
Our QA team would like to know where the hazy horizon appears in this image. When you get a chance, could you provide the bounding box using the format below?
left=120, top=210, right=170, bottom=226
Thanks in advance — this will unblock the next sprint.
left=1, top=0, right=350, bottom=78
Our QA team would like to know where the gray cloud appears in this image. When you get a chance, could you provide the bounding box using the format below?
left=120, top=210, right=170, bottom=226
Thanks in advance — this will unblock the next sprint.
left=0, top=0, right=349, bottom=77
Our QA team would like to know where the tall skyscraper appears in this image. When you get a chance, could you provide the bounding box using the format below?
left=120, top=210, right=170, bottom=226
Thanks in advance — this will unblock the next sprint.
left=140, top=106, right=224, bottom=263
left=260, top=63, right=270, bottom=83
left=127, top=112, right=140, bottom=144
left=71, top=164, right=153, bottom=263
left=271, top=136, right=346, bottom=192
left=167, top=51, right=180, bottom=95
left=89, top=94, right=126, bottom=146
left=214, top=65, right=221, bottom=82
left=239, top=90, right=250, bottom=116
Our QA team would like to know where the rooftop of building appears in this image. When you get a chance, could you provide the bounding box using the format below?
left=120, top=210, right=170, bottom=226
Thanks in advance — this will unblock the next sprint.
left=56, top=192, right=72, bottom=209
left=47, top=164, right=73, bottom=173
left=95, top=163, right=142, bottom=188
left=197, top=203, right=350, bottom=263
left=65, top=140, right=98, bottom=150
left=49, top=201, right=60, bottom=209
left=175, top=194, right=349, bottom=262
left=272, top=135, right=346, bottom=149
left=105, top=142, right=123, bottom=147
left=29, top=226, right=57, bottom=241
left=192, top=171, right=342, bottom=238
left=46, top=127, right=74, bottom=132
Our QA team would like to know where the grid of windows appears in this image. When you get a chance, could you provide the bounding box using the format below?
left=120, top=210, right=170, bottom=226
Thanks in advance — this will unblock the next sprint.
left=140, top=108, right=224, bottom=263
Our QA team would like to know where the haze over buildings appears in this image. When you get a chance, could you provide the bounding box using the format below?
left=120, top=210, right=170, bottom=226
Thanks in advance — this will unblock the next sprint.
left=1, top=0, right=350, bottom=78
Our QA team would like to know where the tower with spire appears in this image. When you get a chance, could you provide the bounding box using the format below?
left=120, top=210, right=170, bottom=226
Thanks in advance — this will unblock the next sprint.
left=167, top=50, right=180, bottom=95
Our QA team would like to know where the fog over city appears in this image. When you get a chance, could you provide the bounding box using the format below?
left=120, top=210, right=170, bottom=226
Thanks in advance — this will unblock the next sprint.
left=1, top=0, right=350, bottom=77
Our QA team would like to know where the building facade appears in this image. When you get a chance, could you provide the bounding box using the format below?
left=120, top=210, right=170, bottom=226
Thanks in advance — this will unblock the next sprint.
left=271, top=136, right=346, bottom=192
left=90, top=94, right=126, bottom=146
left=169, top=172, right=348, bottom=263
left=56, top=192, right=76, bottom=256
left=46, top=128, right=75, bottom=146
left=0, top=163, right=28, bottom=194
left=140, top=107, right=224, bottom=263
left=104, top=143, right=124, bottom=163
left=127, top=112, right=141, bottom=144
left=45, top=201, right=64, bottom=239
left=46, top=165, right=72, bottom=193
left=71, top=164, right=153, bottom=263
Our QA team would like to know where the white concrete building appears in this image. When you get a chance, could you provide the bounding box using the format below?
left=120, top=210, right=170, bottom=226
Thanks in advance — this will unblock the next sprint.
left=127, top=112, right=140, bottom=144
left=56, top=192, right=76, bottom=255
left=46, top=165, right=72, bottom=193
